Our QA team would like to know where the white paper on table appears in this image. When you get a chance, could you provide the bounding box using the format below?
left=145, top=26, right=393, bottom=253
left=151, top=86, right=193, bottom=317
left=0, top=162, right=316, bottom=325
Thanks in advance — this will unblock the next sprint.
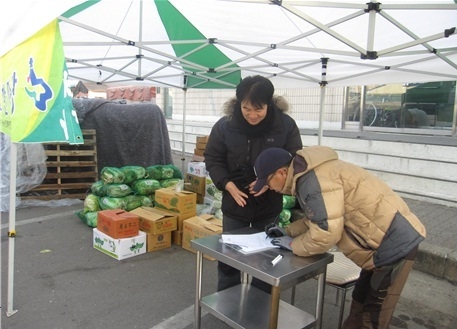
left=221, top=231, right=279, bottom=254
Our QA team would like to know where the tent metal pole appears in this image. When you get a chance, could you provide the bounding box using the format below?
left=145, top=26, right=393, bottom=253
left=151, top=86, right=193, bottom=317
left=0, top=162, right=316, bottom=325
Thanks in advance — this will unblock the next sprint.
left=359, top=86, right=367, bottom=131
left=366, top=1, right=377, bottom=53
left=137, top=0, right=143, bottom=76
left=0, top=179, right=2, bottom=329
left=318, top=58, right=329, bottom=145
left=181, top=88, right=188, bottom=174
left=452, top=84, right=457, bottom=137
left=318, top=86, right=325, bottom=146
left=7, top=142, right=18, bottom=317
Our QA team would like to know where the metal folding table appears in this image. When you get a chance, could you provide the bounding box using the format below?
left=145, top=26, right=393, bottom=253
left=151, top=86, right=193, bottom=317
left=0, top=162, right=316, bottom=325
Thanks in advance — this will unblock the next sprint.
left=191, top=228, right=333, bottom=329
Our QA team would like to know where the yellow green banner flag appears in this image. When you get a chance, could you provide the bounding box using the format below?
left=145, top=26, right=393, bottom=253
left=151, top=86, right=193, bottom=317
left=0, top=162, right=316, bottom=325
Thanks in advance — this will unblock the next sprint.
left=0, top=20, right=83, bottom=144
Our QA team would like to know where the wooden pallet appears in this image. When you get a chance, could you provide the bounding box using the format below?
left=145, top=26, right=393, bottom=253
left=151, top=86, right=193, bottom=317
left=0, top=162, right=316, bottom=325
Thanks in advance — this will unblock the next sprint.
left=20, top=130, right=98, bottom=200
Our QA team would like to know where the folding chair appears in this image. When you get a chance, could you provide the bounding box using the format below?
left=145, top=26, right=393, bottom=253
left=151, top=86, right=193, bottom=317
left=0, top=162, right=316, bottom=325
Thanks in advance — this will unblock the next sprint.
left=324, top=251, right=361, bottom=329
left=290, top=251, right=360, bottom=329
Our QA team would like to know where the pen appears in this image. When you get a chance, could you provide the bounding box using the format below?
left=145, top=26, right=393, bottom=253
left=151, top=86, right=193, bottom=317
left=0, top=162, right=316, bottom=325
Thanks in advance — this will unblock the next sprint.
left=266, top=215, right=280, bottom=239
left=271, top=254, right=283, bottom=266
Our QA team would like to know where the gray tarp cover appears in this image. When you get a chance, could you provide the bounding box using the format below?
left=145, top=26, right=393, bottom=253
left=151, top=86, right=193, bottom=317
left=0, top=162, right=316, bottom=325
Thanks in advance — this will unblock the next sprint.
left=72, top=98, right=172, bottom=174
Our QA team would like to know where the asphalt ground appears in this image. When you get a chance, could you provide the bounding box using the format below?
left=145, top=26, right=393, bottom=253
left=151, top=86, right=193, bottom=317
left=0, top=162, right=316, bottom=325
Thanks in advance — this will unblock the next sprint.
left=0, top=198, right=456, bottom=329
left=0, top=151, right=455, bottom=329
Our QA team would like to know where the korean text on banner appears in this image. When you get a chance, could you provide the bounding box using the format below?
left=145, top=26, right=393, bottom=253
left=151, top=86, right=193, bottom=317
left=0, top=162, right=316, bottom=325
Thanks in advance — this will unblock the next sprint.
left=0, top=19, right=82, bottom=144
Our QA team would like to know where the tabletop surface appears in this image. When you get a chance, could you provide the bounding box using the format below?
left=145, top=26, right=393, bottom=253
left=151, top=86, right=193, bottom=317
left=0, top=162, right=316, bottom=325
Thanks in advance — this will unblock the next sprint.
left=191, top=228, right=333, bottom=286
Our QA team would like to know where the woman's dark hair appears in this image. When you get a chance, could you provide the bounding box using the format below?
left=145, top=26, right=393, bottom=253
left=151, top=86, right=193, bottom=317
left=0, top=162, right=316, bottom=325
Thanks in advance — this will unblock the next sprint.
left=235, top=75, right=274, bottom=108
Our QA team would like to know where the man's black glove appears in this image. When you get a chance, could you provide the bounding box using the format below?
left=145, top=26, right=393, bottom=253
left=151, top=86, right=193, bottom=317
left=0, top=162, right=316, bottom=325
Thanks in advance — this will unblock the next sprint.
left=265, top=224, right=286, bottom=238
left=271, top=236, right=293, bottom=251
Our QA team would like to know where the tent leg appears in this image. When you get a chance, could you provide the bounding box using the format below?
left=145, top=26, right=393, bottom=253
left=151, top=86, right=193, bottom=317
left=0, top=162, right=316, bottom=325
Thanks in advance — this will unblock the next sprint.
left=318, top=85, right=326, bottom=146
left=0, top=196, right=3, bottom=329
left=7, top=142, right=18, bottom=317
left=318, top=58, right=328, bottom=146
left=181, top=89, right=187, bottom=174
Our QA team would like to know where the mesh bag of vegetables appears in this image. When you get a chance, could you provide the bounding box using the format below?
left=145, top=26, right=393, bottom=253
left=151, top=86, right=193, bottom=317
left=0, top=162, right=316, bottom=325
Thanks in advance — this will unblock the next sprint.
left=124, top=195, right=151, bottom=211
left=75, top=210, right=99, bottom=228
left=141, top=195, right=153, bottom=207
left=160, top=178, right=181, bottom=188
left=105, top=183, right=133, bottom=198
left=279, top=209, right=292, bottom=228
left=169, top=164, right=183, bottom=179
left=205, top=178, right=222, bottom=199
left=101, top=167, right=125, bottom=184
left=146, top=164, right=181, bottom=180
left=84, top=194, right=101, bottom=213
left=91, top=180, right=107, bottom=197
left=99, top=196, right=126, bottom=210
left=282, top=195, right=297, bottom=209
left=132, top=178, right=162, bottom=196
left=148, top=194, right=155, bottom=204
left=121, top=166, right=146, bottom=184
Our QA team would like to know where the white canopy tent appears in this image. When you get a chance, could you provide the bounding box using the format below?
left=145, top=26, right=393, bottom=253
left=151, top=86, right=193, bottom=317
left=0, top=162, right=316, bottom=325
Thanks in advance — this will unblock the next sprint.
left=1, top=0, right=457, bottom=320
left=3, top=0, right=456, bottom=147
left=2, top=0, right=457, bottom=88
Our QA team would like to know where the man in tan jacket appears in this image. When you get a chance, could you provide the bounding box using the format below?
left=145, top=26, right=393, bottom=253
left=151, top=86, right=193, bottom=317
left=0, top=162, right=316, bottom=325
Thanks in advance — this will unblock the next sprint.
left=252, top=146, right=426, bottom=329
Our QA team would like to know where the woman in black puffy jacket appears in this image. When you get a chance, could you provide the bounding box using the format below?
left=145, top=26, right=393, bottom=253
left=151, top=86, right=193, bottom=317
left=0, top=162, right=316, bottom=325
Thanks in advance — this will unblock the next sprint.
left=204, top=75, right=303, bottom=292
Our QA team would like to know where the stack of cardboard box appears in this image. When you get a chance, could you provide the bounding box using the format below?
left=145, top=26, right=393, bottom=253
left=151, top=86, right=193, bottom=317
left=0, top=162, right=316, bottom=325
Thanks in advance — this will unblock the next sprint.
left=92, top=185, right=225, bottom=259
left=185, top=158, right=223, bottom=217
left=153, top=187, right=198, bottom=246
left=93, top=209, right=147, bottom=260
left=193, top=135, right=208, bottom=159
left=182, top=214, right=223, bottom=261
left=185, top=162, right=207, bottom=204
left=130, top=206, right=178, bottom=252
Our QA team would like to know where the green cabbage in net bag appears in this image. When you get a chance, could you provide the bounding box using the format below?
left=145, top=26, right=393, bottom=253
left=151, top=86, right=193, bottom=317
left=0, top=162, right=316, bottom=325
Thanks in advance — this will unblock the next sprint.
left=213, top=191, right=223, bottom=201
left=132, top=179, right=162, bottom=195
left=121, top=166, right=146, bottom=184
left=84, top=211, right=99, bottom=227
left=105, top=183, right=133, bottom=198
left=124, top=195, right=146, bottom=211
left=215, top=208, right=223, bottom=220
left=91, top=180, right=107, bottom=197
left=212, top=200, right=222, bottom=209
left=282, top=195, right=296, bottom=209
left=160, top=178, right=181, bottom=188
left=84, top=194, right=100, bottom=213
left=206, top=183, right=220, bottom=198
left=279, top=208, right=291, bottom=228
left=170, top=165, right=183, bottom=179
left=141, top=195, right=153, bottom=207
left=76, top=210, right=99, bottom=228
left=279, top=219, right=291, bottom=228
left=99, top=196, right=126, bottom=210
left=146, top=165, right=175, bottom=180
left=101, top=167, right=125, bottom=184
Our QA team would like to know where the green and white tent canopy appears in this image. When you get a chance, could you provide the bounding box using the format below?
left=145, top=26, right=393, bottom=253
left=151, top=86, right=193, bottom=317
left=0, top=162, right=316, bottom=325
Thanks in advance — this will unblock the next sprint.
left=3, top=0, right=457, bottom=90
left=1, top=1, right=456, bottom=317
